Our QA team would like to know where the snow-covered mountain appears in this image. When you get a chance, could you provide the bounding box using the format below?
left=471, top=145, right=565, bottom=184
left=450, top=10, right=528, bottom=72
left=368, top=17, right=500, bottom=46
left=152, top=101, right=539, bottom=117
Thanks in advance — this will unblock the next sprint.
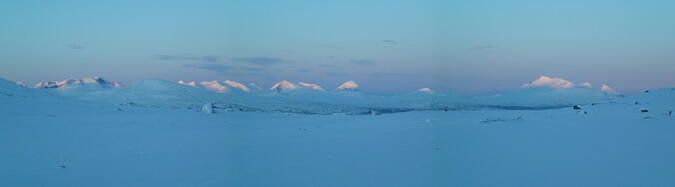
left=298, top=82, right=325, bottom=91
left=177, top=80, right=197, bottom=87
left=270, top=80, right=300, bottom=93
left=4, top=75, right=654, bottom=114
left=521, top=76, right=575, bottom=89
left=472, top=76, right=623, bottom=106
left=417, top=88, right=434, bottom=94
left=578, top=82, right=593, bottom=88
left=33, top=76, right=123, bottom=89
left=199, top=81, right=229, bottom=93
left=223, top=80, right=250, bottom=92
left=600, top=84, right=622, bottom=96
left=177, top=80, right=254, bottom=93
left=522, top=75, right=618, bottom=93
left=336, top=81, right=359, bottom=91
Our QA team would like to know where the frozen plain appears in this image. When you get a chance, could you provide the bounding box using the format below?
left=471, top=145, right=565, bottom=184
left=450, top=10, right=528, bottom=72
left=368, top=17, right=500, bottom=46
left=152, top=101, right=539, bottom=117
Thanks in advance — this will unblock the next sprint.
left=1, top=77, right=674, bottom=187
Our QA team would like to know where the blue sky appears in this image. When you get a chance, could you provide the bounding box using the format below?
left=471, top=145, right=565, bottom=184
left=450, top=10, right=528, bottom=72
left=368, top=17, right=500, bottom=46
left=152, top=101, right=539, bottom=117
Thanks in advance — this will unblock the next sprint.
left=1, top=0, right=675, bottom=94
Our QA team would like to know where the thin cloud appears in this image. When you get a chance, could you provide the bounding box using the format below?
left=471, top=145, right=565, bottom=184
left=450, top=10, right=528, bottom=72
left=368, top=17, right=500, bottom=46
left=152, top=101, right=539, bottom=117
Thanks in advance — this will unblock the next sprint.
left=314, top=43, right=345, bottom=50
left=370, top=72, right=414, bottom=77
left=350, top=59, right=376, bottom=65
left=231, top=57, right=285, bottom=66
left=318, top=64, right=350, bottom=70
left=67, top=44, right=84, bottom=50
left=155, top=54, right=221, bottom=63
left=183, top=63, right=262, bottom=75
left=297, top=69, right=312, bottom=72
left=326, top=71, right=349, bottom=77
left=381, top=40, right=398, bottom=44
left=466, top=45, right=495, bottom=51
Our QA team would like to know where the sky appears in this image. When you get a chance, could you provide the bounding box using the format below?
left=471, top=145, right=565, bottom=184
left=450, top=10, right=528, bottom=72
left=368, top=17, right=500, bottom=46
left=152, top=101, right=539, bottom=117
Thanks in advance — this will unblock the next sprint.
left=1, top=0, right=675, bottom=94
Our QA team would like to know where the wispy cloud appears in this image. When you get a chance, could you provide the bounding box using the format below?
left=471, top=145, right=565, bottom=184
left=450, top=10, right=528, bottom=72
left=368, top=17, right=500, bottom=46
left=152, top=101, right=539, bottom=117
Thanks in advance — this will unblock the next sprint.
left=231, top=57, right=286, bottom=66
left=314, top=43, right=345, bottom=50
left=318, top=64, right=350, bottom=70
left=154, top=54, right=221, bottom=63
left=67, top=44, right=84, bottom=50
left=350, top=59, right=376, bottom=65
left=326, top=71, right=349, bottom=77
left=381, top=40, right=398, bottom=44
left=370, top=72, right=414, bottom=77
left=466, top=45, right=495, bottom=51
left=183, top=63, right=262, bottom=75
left=297, top=69, right=312, bottom=72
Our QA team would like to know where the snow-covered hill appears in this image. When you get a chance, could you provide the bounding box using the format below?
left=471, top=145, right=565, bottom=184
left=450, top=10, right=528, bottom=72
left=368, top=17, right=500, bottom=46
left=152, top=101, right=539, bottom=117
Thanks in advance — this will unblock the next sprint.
left=336, top=81, right=359, bottom=91
left=34, top=76, right=123, bottom=89
left=0, top=78, right=34, bottom=98
left=472, top=76, right=620, bottom=106
left=270, top=80, right=300, bottom=93
left=298, top=82, right=325, bottom=91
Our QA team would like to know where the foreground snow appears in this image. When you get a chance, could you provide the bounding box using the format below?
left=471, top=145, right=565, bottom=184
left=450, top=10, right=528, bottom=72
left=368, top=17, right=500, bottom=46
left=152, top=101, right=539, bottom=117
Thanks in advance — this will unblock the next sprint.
left=2, top=87, right=675, bottom=186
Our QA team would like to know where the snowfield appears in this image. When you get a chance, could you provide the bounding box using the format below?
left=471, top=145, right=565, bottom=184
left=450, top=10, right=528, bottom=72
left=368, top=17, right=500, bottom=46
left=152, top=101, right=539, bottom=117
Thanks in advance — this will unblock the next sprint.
left=1, top=77, right=674, bottom=186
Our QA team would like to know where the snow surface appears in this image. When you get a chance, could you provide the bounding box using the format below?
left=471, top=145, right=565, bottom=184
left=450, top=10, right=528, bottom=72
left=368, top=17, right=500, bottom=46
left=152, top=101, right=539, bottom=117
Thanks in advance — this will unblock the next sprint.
left=2, top=77, right=675, bottom=186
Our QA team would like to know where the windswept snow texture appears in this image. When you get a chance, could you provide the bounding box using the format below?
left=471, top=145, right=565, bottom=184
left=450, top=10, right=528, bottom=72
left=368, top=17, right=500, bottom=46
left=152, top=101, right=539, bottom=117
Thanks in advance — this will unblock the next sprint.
left=1, top=77, right=675, bottom=186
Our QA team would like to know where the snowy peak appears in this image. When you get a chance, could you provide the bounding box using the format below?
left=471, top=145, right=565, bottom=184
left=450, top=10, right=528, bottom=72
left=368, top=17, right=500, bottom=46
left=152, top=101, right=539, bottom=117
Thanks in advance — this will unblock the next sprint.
left=600, top=84, right=621, bottom=96
left=336, top=81, right=359, bottom=91
left=33, top=81, right=63, bottom=88
left=578, top=82, right=592, bottom=88
left=179, top=80, right=249, bottom=92
left=177, top=80, right=197, bottom=87
left=600, top=84, right=613, bottom=92
left=298, top=82, right=325, bottom=91
left=418, top=88, right=434, bottom=93
left=522, top=76, right=574, bottom=89
left=223, top=80, right=250, bottom=92
left=199, top=80, right=229, bottom=93
left=33, top=76, right=123, bottom=89
left=521, top=75, right=621, bottom=96
left=271, top=80, right=299, bottom=92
